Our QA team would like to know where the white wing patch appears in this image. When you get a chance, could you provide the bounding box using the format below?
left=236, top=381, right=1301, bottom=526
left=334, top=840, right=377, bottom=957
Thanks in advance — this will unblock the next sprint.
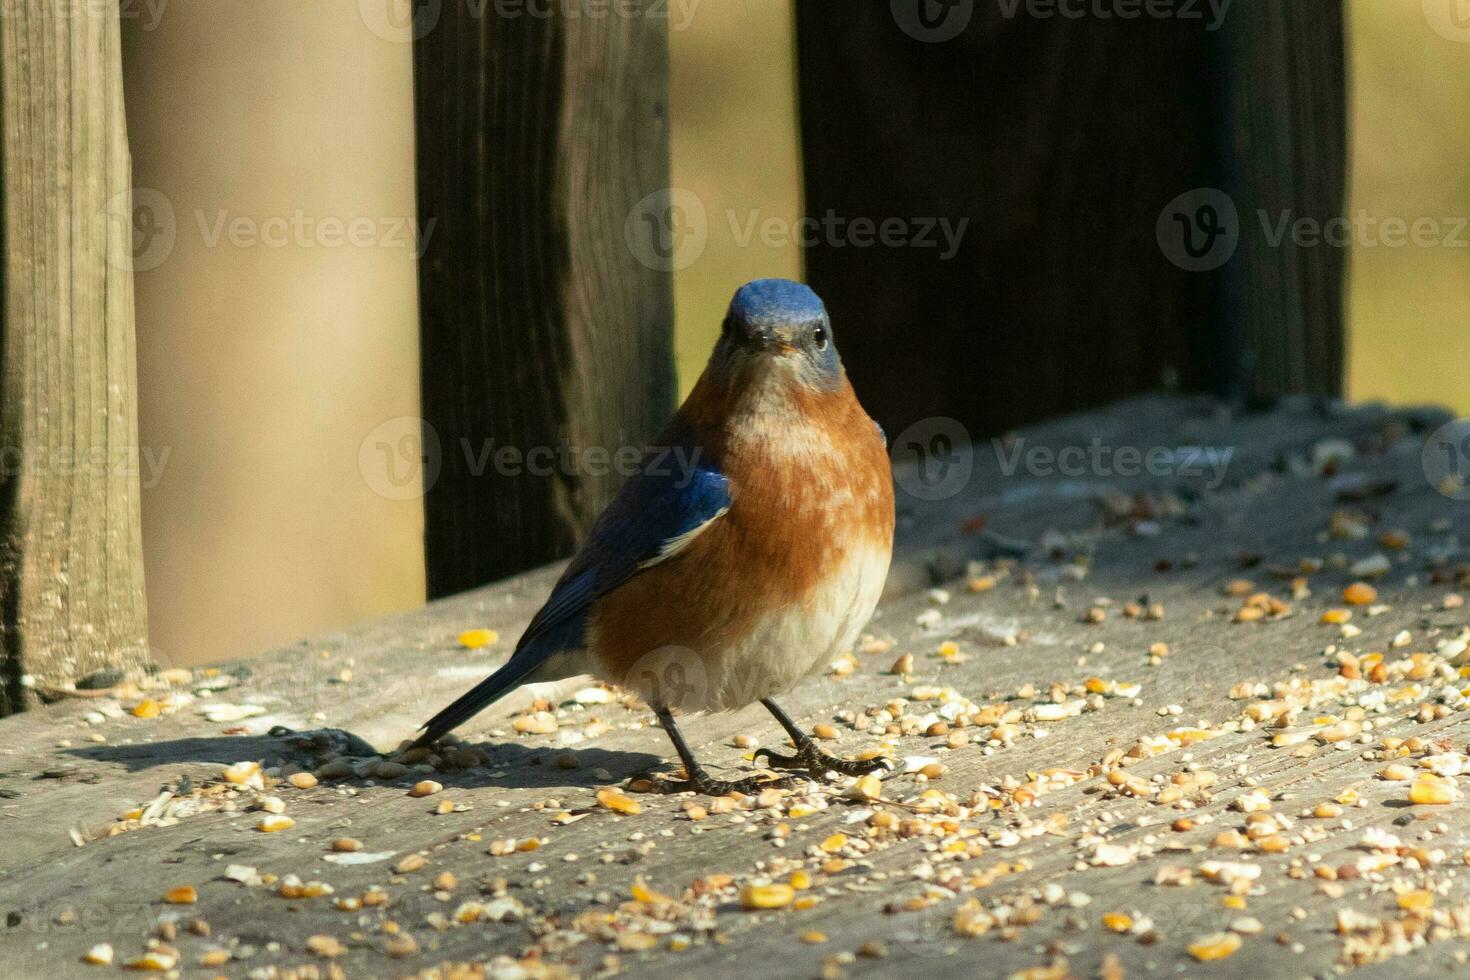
left=637, top=507, right=729, bottom=569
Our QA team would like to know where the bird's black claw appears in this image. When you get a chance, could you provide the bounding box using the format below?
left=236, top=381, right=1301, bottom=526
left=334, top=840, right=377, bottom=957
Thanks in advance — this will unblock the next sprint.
left=753, top=745, right=892, bottom=779
left=656, top=767, right=798, bottom=797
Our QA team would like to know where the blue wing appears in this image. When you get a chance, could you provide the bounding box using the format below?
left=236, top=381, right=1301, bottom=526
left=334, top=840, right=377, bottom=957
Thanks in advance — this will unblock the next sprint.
left=413, top=445, right=729, bottom=746
left=518, top=453, right=730, bottom=652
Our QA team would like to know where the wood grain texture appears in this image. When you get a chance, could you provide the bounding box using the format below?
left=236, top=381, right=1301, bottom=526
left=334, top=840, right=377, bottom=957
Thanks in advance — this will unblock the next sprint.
left=413, top=0, right=676, bottom=598
left=0, top=396, right=1464, bottom=979
left=794, top=0, right=1346, bottom=438
left=1215, top=0, right=1347, bottom=401
left=0, top=0, right=149, bottom=713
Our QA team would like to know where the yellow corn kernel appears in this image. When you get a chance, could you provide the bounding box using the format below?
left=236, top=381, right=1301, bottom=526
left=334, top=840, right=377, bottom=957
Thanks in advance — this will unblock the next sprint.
left=1398, top=889, right=1434, bottom=913
left=1409, top=778, right=1458, bottom=805
left=457, top=628, right=498, bottom=649
left=1188, top=932, right=1242, bottom=961
left=631, top=877, right=671, bottom=905
left=596, top=788, right=641, bottom=815
left=740, top=883, right=795, bottom=909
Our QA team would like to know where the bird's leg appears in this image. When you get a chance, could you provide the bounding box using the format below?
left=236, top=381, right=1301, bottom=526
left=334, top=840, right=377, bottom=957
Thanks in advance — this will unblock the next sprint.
left=653, top=707, right=781, bottom=796
left=753, top=698, right=893, bottom=778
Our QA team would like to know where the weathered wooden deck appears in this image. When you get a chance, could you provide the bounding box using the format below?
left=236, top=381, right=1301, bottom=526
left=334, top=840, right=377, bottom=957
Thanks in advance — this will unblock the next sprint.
left=5, top=395, right=1470, bottom=979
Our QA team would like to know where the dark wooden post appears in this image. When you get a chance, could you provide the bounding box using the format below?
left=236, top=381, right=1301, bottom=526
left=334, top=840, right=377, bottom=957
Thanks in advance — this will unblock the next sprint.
left=1213, top=0, right=1347, bottom=402
left=794, top=0, right=1346, bottom=438
left=412, top=0, right=676, bottom=597
left=0, top=1, right=150, bottom=712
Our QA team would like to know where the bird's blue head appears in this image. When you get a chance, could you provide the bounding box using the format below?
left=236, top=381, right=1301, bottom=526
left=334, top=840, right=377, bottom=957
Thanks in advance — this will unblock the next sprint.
left=711, top=279, right=841, bottom=392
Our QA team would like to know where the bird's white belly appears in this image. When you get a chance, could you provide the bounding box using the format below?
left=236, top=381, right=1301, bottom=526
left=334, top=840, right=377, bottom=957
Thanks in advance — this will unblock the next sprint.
left=704, top=544, right=891, bottom=712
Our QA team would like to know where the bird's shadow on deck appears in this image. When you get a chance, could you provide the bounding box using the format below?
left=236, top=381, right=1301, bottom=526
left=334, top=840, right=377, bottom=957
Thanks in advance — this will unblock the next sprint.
left=65, top=728, right=664, bottom=791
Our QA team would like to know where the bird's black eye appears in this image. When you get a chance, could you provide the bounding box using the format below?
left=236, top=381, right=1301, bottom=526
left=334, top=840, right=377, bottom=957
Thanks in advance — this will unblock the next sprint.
left=721, top=316, right=733, bottom=338
left=812, top=326, right=828, bottom=350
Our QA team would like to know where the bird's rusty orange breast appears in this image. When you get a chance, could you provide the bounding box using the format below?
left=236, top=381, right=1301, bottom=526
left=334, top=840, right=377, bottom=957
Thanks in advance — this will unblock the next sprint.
left=589, top=369, right=894, bottom=693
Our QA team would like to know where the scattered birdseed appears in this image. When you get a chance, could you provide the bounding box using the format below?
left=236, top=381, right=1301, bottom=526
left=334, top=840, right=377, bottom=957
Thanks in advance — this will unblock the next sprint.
left=163, top=886, right=196, bottom=905
left=595, top=788, right=641, bottom=815
left=125, top=948, right=178, bottom=971
left=385, top=934, right=418, bottom=957
left=305, top=935, right=344, bottom=958
left=395, top=853, right=428, bottom=873
left=1408, top=777, right=1459, bottom=805
left=741, top=883, right=795, bottom=910
left=1189, top=932, right=1242, bottom=961
left=457, top=628, right=498, bottom=649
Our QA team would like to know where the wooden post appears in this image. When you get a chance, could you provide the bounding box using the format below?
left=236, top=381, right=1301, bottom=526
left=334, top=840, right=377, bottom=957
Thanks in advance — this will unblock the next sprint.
left=0, top=1, right=150, bottom=712
left=794, top=0, right=1346, bottom=437
left=1213, top=0, right=1347, bottom=402
left=412, top=0, right=676, bottom=598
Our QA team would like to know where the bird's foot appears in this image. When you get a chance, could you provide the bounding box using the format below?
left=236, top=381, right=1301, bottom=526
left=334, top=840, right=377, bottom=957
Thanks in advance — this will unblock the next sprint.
left=753, top=743, right=893, bottom=779
left=656, top=766, right=799, bottom=797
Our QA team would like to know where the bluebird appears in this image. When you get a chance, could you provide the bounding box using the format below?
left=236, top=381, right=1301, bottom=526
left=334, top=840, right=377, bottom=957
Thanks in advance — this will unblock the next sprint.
left=413, top=279, right=895, bottom=794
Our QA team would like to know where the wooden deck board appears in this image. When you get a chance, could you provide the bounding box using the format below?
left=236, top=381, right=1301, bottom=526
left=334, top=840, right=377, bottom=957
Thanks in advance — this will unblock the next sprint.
left=4, top=395, right=1470, bottom=979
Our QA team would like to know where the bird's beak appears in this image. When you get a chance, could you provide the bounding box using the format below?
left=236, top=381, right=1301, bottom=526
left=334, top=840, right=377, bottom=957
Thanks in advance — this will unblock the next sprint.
left=767, top=325, right=800, bottom=355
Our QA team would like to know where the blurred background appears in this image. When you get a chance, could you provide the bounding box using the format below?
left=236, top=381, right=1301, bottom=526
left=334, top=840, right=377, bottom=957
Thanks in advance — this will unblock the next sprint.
left=120, top=0, right=1468, bottom=667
